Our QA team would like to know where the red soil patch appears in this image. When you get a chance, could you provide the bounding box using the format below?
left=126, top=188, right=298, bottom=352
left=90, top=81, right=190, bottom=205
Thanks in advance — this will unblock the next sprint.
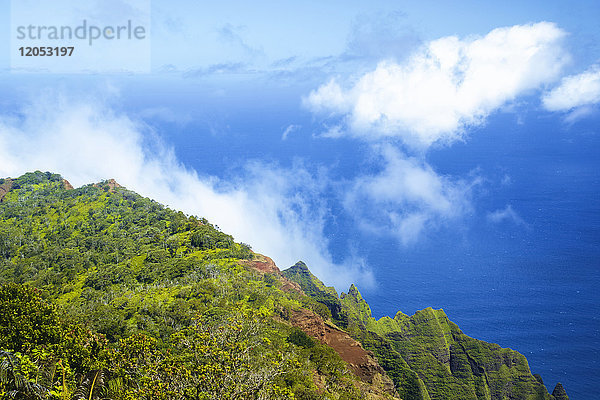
left=240, top=254, right=302, bottom=293
left=0, top=179, right=14, bottom=202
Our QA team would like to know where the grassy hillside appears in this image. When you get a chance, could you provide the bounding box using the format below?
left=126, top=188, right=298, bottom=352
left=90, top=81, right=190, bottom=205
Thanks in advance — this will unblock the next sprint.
left=0, top=172, right=568, bottom=399
left=0, top=172, right=397, bottom=400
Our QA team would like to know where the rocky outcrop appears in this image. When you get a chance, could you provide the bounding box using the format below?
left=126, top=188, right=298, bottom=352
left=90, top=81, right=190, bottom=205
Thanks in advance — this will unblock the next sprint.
left=242, top=253, right=280, bottom=274
left=240, top=254, right=302, bottom=293
left=93, top=178, right=122, bottom=193
left=61, top=179, right=74, bottom=190
left=552, top=383, right=568, bottom=400
left=0, top=178, right=13, bottom=202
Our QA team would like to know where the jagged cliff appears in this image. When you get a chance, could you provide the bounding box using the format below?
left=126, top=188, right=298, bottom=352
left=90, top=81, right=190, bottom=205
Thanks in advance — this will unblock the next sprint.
left=283, top=261, right=569, bottom=400
left=242, top=257, right=399, bottom=399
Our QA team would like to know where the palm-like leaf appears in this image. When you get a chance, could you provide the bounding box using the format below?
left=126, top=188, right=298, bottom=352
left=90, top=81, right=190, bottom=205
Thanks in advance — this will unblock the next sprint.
left=0, top=350, right=47, bottom=400
left=71, top=370, right=107, bottom=400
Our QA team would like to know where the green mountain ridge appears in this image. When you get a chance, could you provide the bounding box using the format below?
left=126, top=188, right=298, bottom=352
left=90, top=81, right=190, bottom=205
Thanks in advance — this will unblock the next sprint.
left=0, top=171, right=568, bottom=400
left=283, top=262, right=568, bottom=400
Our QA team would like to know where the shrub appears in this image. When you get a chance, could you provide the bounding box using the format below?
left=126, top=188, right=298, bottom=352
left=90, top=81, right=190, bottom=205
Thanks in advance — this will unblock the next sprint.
left=287, top=328, right=315, bottom=349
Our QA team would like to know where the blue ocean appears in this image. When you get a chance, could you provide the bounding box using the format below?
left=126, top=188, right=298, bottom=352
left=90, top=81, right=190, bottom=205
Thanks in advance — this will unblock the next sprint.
left=140, top=83, right=599, bottom=399
left=362, top=113, right=600, bottom=399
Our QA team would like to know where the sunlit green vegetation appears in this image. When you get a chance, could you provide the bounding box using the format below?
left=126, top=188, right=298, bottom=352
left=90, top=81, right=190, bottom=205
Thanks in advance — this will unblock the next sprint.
left=0, top=171, right=563, bottom=400
left=285, top=264, right=560, bottom=400
left=0, top=172, right=385, bottom=400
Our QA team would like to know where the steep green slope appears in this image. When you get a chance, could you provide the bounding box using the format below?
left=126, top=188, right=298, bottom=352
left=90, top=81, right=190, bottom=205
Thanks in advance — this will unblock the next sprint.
left=0, top=171, right=398, bottom=400
left=283, top=263, right=568, bottom=400
left=282, top=261, right=346, bottom=326
left=0, top=172, right=568, bottom=400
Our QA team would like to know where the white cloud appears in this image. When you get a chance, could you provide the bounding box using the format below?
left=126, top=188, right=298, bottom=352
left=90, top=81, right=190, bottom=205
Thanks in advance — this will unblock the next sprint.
left=281, top=124, right=300, bottom=140
left=306, top=79, right=351, bottom=115
left=344, top=145, right=477, bottom=245
left=0, top=94, right=373, bottom=290
left=305, top=22, right=569, bottom=149
left=487, top=205, right=528, bottom=227
left=563, top=105, right=597, bottom=124
left=542, top=64, right=600, bottom=112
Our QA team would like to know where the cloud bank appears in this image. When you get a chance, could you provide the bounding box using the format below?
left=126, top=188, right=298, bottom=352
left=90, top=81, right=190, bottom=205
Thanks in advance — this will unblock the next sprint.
left=542, top=64, right=600, bottom=112
left=281, top=124, right=300, bottom=140
left=305, top=22, right=568, bottom=149
left=344, top=145, right=477, bottom=245
left=0, top=94, right=373, bottom=290
left=301, top=23, right=575, bottom=244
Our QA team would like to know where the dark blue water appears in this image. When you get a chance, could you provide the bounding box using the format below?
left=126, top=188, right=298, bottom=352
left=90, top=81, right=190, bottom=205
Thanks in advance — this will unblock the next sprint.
left=127, top=82, right=599, bottom=398
left=360, top=112, right=600, bottom=399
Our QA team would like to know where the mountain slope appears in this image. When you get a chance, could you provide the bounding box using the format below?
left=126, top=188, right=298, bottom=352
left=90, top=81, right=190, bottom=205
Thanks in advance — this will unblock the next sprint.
left=0, top=172, right=568, bottom=399
left=283, top=262, right=569, bottom=400
left=0, top=171, right=397, bottom=399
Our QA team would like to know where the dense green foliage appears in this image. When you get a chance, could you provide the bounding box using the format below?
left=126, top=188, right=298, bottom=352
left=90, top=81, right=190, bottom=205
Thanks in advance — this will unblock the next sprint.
left=0, top=172, right=389, bottom=400
left=0, top=171, right=567, bottom=400
left=282, top=262, right=347, bottom=327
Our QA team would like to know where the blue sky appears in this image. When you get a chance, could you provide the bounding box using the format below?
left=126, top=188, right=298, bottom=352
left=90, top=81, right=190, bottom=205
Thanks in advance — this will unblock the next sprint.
left=1, top=0, right=599, bottom=289
left=1, top=0, right=600, bottom=287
